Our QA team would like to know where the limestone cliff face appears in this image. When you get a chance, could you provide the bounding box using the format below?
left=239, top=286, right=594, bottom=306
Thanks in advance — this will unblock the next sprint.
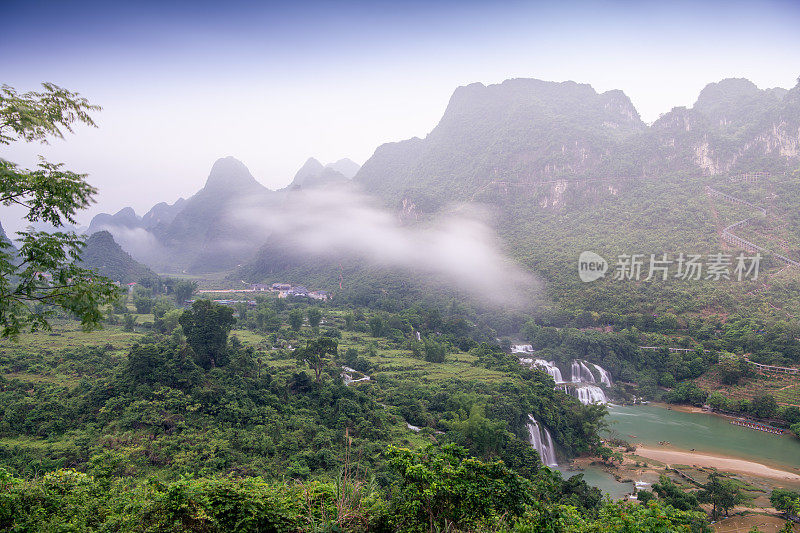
left=356, top=77, right=800, bottom=208
left=650, top=78, right=800, bottom=176
left=355, top=78, right=647, bottom=204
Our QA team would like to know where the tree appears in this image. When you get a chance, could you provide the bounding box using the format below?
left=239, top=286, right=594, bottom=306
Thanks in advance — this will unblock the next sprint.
left=782, top=406, right=800, bottom=425
left=447, top=405, right=507, bottom=459
left=750, top=393, right=778, bottom=419
left=173, top=279, right=198, bottom=305
left=386, top=444, right=532, bottom=531
left=288, top=309, right=304, bottom=332
left=770, top=489, right=799, bottom=521
left=652, top=475, right=700, bottom=511
left=718, top=353, right=749, bottom=385
left=698, top=472, right=745, bottom=520
left=0, top=83, right=118, bottom=338
left=423, top=338, right=447, bottom=363
left=178, top=299, right=235, bottom=369
left=294, top=336, right=337, bottom=382
left=595, top=445, right=623, bottom=466
left=151, top=297, right=174, bottom=320
left=368, top=315, right=384, bottom=337
left=133, top=293, right=154, bottom=314
left=122, top=313, right=136, bottom=332
left=664, top=382, right=708, bottom=406
left=307, top=307, right=322, bottom=329
left=706, top=391, right=729, bottom=411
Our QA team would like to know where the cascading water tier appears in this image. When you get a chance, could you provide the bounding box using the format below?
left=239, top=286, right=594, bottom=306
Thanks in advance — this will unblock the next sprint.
left=527, top=414, right=558, bottom=466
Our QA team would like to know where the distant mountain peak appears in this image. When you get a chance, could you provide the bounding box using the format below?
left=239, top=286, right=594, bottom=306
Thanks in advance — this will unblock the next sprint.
left=203, top=156, right=262, bottom=192
left=325, top=158, right=360, bottom=179
left=293, top=157, right=325, bottom=181
left=115, top=206, right=139, bottom=220
left=80, top=230, right=156, bottom=283
left=291, top=157, right=348, bottom=188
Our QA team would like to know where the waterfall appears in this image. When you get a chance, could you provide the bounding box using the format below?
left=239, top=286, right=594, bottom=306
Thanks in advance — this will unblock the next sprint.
left=512, top=344, right=534, bottom=354
left=571, top=360, right=597, bottom=383
left=591, top=363, right=613, bottom=387
left=341, top=366, right=370, bottom=385
left=517, top=357, right=613, bottom=405
left=570, top=360, right=613, bottom=387
left=527, top=415, right=558, bottom=466
left=561, top=384, right=607, bottom=404
left=533, top=359, right=564, bottom=383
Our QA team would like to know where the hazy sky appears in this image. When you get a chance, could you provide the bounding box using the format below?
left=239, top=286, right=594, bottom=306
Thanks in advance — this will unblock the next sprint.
left=2, top=0, right=799, bottom=233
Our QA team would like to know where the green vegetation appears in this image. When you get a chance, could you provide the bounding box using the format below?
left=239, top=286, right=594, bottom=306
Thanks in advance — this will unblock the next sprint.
left=3, top=77, right=800, bottom=530
left=771, top=489, right=800, bottom=521
left=0, top=83, right=118, bottom=338
left=79, top=230, right=156, bottom=284
left=0, top=447, right=711, bottom=532
left=0, top=295, right=634, bottom=531
left=697, top=472, right=746, bottom=520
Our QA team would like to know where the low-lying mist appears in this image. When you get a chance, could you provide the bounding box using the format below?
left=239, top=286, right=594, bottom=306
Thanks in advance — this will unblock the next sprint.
left=234, top=187, right=541, bottom=308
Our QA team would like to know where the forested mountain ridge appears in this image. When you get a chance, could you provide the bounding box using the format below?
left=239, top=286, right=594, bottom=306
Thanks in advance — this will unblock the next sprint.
left=79, top=230, right=157, bottom=283
left=355, top=77, right=800, bottom=209
left=86, top=157, right=276, bottom=273
left=326, top=157, right=361, bottom=178
left=647, top=77, right=800, bottom=176
left=85, top=76, right=799, bottom=285
left=88, top=200, right=186, bottom=234
left=355, top=78, right=646, bottom=206
left=87, top=155, right=359, bottom=274
left=152, top=156, right=275, bottom=272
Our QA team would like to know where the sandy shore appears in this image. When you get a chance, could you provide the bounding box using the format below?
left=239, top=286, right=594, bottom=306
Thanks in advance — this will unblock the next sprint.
left=635, top=446, right=800, bottom=481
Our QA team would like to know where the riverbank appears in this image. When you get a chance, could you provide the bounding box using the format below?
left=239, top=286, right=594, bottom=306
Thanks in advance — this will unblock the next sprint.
left=607, top=404, right=800, bottom=472
left=634, top=446, right=800, bottom=481
left=662, top=402, right=790, bottom=432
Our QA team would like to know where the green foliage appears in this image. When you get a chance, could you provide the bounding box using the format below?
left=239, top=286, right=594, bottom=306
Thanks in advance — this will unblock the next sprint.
left=294, top=336, right=338, bottom=382
left=0, top=469, right=306, bottom=532
left=307, top=307, right=322, bottom=329
left=718, top=352, right=751, bottom=385
left=0, top=83, right=119, bottom=338
left=368, top=315, right=384, bottom=337
left=423, top=338, right=446, bottom=363
left=386, top=443, right=533, bottom=531
left=124, top=341, right=203, bottom=390
left=445, top=405, right=507, bottom=459
left=122, top=313, right=136, bottom=332
left=706, top=391, right=730, bottom=411
left=770, top=488, right=800, bottom=519
left=652, top=475, right=700, bottom=512
left=152, top=296, right=175, bottom=320
left=698, top=472, right=746, bottom=520
left=288, top=308, right=304, bottom=332
left=79, top=230, right=156, bottom=284
left=178, top=300, right=236, bottom=369
left=664, top=382, right=709, bottom=407
left=0, top=461, right=713, bottom=533
left=133, top=293, right=154, bottom=314
left=750, top=393, right=779, bottom=419
left=172, top=279, right=198, bottom=305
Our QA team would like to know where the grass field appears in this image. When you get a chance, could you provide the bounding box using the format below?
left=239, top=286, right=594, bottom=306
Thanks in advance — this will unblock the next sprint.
left=0, top=319, right=143, bottom=355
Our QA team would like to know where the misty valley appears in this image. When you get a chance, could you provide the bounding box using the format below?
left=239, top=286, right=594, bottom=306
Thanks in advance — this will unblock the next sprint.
left=3, top=36, right=800, bottom=533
